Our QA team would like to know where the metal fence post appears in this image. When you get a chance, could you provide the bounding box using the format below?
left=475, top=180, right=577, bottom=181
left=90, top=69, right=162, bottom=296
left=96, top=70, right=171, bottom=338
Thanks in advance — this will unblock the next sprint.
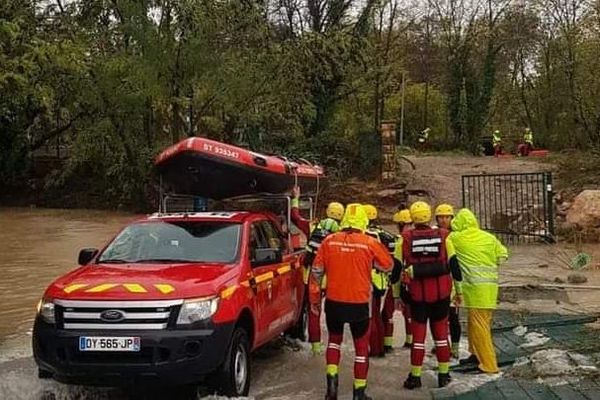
left=544, top=172, right=555, bottom=243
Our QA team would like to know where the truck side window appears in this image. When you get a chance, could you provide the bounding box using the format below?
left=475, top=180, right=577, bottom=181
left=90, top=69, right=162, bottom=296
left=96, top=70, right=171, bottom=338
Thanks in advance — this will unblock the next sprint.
left=249, top=223, right=268, bottom=263
left=260, top=220, right=285, bottom=251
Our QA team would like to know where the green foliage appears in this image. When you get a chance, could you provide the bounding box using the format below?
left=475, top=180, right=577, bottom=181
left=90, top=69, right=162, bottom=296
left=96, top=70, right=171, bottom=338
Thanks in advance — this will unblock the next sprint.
left=3, top=0, right=600, bottom=209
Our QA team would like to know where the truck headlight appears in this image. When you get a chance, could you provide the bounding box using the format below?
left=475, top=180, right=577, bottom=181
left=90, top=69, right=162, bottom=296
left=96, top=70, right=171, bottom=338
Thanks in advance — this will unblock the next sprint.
left=36, top=299, right=55, bottom=324
left=177, top=297, right=219, bottom=325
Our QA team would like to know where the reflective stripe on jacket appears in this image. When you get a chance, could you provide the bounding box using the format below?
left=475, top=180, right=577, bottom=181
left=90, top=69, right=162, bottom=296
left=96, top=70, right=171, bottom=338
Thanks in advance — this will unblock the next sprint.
left=450, top=209, right=508, bottom=309
left=403, top=227, right=453, bottom=303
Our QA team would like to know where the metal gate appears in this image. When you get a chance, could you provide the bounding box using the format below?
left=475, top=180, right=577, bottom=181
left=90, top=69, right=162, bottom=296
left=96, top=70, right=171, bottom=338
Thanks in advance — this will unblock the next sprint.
left=461, top=172, right=554, bottom=243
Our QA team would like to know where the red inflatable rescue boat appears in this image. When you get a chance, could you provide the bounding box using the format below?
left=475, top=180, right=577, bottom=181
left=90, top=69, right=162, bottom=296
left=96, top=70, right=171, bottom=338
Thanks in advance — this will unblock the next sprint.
left=155, top=137, right=325, bottom=199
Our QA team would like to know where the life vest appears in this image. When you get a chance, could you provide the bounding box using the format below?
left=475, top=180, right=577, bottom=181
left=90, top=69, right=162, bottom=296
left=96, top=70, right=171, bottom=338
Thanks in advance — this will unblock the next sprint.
left=403, top=227, right=451, bottom=303
left=367, top=226, right=397, bottom=296
left=303, top=218, right=339, bottom=285
left=367, top=225, right=397, bottom=254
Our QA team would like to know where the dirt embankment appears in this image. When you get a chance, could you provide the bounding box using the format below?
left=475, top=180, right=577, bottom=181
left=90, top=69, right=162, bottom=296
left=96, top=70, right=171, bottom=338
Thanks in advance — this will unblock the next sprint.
left=322, top=154, right=554, bottom=220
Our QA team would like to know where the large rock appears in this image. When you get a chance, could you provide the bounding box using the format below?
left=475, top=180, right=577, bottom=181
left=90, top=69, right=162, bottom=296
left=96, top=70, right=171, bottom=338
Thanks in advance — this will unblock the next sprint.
left=567, top=273, right=588, bottom=284
left=566, top=190, right=600, bottom=228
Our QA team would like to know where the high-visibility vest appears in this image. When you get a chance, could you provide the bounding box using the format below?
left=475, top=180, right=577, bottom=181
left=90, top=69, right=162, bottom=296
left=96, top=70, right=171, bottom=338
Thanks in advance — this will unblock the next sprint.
left=524, top=132, right=533, bottom=145
left=367, top=225, right=397, bottom=254
left=403, top=228, right=451, bottom=303
left=449, top=228, right=507, bottom=309
left=306, top=218, right=339, bottom=254
left=366, top=226, right=397, bottom=295
left=493, top=134, right=501, bottom=146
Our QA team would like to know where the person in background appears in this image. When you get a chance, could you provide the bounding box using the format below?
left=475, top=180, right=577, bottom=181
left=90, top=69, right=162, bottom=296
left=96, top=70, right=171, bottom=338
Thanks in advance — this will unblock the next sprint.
left=388, top=209, right=413, bottom=351
left=493, top=130, right=502, bottom=157
left=418, top=128, right=430, bottom=151
left=434, top=203, right=461, bottom=358
left=518, top=127, right=534, bottom=156
left=364, top=204, right=396, bottom=357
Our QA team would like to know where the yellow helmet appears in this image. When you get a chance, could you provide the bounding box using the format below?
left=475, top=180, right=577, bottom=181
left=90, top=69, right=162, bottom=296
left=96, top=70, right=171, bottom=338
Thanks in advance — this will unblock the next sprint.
left=393, top=209, right=412, bottom=224
left=326, top=202, right=345, bottom=220
left=410, top=201, right=432, bottom=225
left=363, top=204, right=378, bottom=221
left=435, top=203, right=455, bottom=217
left=341, top=203, right=369, bottom=232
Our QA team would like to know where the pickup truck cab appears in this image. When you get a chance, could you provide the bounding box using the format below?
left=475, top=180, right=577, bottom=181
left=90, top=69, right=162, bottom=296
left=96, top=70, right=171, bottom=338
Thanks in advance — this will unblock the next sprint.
left=32, top=210, right=306, bottom=396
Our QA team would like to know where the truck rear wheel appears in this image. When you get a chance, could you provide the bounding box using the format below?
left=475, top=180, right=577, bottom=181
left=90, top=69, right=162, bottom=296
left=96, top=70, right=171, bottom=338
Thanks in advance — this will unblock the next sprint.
left=215, top=327, right=250, bottom=396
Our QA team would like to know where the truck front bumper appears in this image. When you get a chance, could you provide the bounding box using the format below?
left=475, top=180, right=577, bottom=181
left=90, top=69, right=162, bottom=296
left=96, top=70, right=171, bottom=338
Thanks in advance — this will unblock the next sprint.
left=32, top=317, right=234, bottom=387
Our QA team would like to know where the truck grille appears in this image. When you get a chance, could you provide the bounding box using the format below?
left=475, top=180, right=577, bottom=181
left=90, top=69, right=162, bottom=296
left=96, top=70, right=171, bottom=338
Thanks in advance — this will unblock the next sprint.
left=55, top=299, right=183, bottom=330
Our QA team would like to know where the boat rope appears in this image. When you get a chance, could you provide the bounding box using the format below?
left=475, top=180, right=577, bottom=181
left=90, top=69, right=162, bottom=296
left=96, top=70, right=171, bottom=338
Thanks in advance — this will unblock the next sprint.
left=291, top=162, right=320, bottom=223
left=293, top=166, right=298, bottom=188
left=314, top=169, right=320, bottom=221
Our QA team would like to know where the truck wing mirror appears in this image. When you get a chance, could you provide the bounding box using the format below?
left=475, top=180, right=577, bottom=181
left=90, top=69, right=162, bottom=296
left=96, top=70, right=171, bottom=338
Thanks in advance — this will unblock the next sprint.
left=78, top=248, right=99, bottom=265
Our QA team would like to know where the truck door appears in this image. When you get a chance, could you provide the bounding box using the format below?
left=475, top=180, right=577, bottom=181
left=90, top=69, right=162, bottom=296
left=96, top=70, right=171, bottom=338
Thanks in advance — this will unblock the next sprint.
left=248, top=222, right=280, bottom=346
left=259, top=220, right=301, bottom=332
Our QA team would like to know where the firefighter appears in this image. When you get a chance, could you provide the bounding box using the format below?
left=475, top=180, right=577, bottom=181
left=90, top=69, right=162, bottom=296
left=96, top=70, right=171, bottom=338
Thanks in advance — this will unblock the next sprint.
left=312, top=204, right=393, bottom=400
left=393, top=209, right=412, bottom=234
left=290, top=187, right=311, bottom=236
left=492, top=130, right=502, bottom=157
left=418, top=128, right=430, bottom=150
left=305, top=202, right=345, bottom=354
left=388, top=209, right=413, bottom=351
left=397, top=201, right=463, bottom=389
left=450, top=209, right=508, bottom=374
left=434, top=203, right=461, bottom=358
left=521, top=127, right=534, bottom=156
left=290, top=187, right=344, bottom=353
left=364, top=204, right=396, bottom=357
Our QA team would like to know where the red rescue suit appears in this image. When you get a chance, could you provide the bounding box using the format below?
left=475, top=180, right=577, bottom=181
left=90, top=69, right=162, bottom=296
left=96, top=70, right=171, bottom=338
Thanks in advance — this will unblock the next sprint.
left=402, top=227, right=453, bottom=369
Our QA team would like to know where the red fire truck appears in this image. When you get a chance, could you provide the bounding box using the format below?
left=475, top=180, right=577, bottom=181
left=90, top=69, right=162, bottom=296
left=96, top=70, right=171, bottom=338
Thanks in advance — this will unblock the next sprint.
left=32, top=196, right=310, bottom=396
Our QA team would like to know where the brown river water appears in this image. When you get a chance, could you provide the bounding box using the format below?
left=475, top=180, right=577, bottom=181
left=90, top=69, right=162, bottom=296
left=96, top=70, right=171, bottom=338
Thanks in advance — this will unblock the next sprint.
left=0, top=208, right=136, bottom=342
left=0, top=208, right=436, bottom=399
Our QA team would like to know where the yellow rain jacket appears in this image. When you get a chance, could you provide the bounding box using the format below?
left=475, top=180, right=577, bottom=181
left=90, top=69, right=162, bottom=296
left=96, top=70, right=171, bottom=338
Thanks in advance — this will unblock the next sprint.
left=449, top=209, right=508, bottom=309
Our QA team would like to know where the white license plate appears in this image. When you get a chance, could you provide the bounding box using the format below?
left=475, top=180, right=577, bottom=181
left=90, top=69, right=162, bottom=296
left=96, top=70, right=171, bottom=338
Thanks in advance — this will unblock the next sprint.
left=79, top=336, right=140, bottom=352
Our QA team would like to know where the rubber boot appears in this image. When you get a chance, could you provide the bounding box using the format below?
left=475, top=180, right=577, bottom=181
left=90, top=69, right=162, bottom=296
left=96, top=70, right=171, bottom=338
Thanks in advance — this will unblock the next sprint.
left=352, top=386, right=372, bottom=400
left=438, top=372, right=452, bottom=388
left=459, top=354, right=479, bottom=366
left=325, top=374, right=338, bottom=400
left=403, top=373, right=422, bottom=390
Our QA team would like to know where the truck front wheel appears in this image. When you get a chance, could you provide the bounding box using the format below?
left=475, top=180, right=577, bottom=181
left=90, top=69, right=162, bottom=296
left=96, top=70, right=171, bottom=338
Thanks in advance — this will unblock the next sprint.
left=215, top=327, right=250, bottom=396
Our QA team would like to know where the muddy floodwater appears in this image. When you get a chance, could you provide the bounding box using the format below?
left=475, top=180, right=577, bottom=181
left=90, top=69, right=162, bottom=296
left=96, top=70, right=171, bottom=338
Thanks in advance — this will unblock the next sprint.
left=0, top=207, right=459, bottom=400
left=0, top=208, right=136, bottom=342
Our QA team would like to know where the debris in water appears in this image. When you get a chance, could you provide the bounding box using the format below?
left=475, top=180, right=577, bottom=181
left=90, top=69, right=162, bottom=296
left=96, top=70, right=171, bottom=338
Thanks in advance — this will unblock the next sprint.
left=520, top=332, right=551, bottom=348
left=513, top=325, right=528, bottom=336
left=512, top=349, right=597, bottom=383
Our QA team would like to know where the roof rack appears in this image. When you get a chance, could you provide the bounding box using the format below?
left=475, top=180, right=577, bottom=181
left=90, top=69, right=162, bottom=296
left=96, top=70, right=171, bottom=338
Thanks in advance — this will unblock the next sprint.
left=158, top=192, right=314, bottom=244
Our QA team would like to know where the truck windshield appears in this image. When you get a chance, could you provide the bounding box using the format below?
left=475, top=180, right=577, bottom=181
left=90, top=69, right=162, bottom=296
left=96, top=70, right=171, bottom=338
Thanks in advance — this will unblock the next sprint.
left=98, top=221, right=241, bottom=264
